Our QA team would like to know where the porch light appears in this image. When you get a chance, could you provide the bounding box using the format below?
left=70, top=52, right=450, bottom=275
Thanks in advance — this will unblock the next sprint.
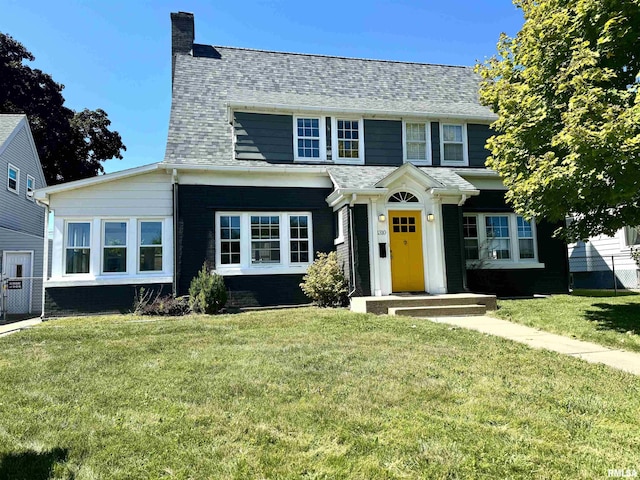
left=378, top=213, right=386, bottom=222
left=427, top=213, right=435, bottom=222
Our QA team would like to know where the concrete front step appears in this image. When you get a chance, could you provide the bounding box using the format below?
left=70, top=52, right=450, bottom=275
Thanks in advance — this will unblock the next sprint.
left=388, top=304, right=487, bottom=317
left=351, top=293, right=497, bottom=315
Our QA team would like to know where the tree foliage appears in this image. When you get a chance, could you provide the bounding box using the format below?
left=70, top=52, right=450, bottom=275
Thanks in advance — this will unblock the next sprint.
left=0, top=33, right=125, bottom=185
left=476, top=0, right=640, bottom=241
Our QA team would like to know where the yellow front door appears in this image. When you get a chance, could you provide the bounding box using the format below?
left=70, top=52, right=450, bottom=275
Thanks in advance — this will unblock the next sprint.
left=389, top=210, right=425, bottom=292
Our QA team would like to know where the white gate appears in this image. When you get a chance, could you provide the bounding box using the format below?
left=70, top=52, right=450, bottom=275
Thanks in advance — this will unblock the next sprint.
left=2, top=251, right=33, bottom=315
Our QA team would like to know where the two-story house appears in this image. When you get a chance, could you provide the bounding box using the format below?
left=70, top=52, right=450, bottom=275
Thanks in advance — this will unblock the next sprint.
left=0, top=114, right=47, bottom=318
left=34, top=12, right=569, bottom=316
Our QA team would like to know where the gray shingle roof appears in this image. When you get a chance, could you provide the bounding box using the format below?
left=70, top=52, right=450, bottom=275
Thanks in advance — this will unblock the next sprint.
left=164, top=46, right=496, bottom=167
left=0, top=114, right=24, bottom=147
left=327, top=165, right=477, bottom=191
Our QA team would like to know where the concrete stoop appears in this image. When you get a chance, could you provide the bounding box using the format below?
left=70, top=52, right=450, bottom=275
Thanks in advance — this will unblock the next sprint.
left=351, top=293, right=497, bottom=317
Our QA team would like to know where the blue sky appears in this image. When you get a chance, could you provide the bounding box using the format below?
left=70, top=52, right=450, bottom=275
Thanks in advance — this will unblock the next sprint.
left=1, top=0, right=524, bottom=174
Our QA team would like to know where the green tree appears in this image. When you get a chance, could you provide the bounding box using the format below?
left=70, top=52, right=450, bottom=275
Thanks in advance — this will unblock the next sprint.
left=476, top=0, right=640, bottom=241
left=0, top=33, right=125, bottom=185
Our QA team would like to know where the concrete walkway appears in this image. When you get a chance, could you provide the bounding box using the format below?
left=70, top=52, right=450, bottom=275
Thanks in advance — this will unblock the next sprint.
left=0, top=317, right=42, bottom=337
left=428, top=315, right=640, bottom=376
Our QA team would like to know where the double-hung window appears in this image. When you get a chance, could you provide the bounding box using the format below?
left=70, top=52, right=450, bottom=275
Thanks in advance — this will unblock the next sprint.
left=26, top=175, right=35, bottom=200
left=403, top=122, right=430, bottom=164
left=293, top=116, right=364, bottom=163
left=66, top=222, right=91, bottom=274
left=463, top=213, right=539, bottom=266
left=624, top=226, right=640, bottom=247
left=7, top=164, right=19, bottom=194
left=440, top=123, right=467, bottom=165
left=139, top=221, right=163, bottom=272
left=216, top=212, right=313, bottom=274
left=103, top=221, right=127, bottom=273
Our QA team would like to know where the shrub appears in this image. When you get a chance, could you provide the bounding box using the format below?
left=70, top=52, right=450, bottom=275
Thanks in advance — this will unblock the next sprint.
left=134, top=287, right=191, bottom=316
left=300, top=251, right=348, bottom=307
left=631, top=247, right=640, bottom=268
left=189, top=263, right=227, bottom=314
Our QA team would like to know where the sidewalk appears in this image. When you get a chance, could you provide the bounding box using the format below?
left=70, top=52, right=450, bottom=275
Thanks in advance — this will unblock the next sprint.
left=428, top=315, right=640, bottom=376
left=0, top=317, right=42, bottom=337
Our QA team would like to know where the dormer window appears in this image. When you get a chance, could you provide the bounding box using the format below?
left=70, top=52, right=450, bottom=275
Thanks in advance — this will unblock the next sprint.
left=440, top=123, right=468, bottom=166
left=293, top=115, right=364, bottom=164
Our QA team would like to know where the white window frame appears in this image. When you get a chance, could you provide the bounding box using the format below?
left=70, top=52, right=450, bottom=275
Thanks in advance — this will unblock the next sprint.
left=293, top=116, right=327, bottom=162
left=440, top=122, right=468, bottom=166
left=101, top=220, right=128, bottom=275
left=7, top=163, right=19, bottom=194
left=463, top=213, right=543, bottom=269
left=26, top=174, right=35, bottom=200
left=215, top=211, right=314, bottom=275
left=402, top=120, right=431, bottom=165
left=65, top=221, right=92, bottom=276
left=138, top=220, right=164, bottom=273
left=332, top=117, right=365, bottom=164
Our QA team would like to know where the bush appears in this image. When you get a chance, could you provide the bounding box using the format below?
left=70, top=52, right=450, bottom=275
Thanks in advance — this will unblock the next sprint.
left=300, top=251, right=348, bottom=307
left=189, top=263, right=227, bottom=314
left=133, top=288, right=191, bottom=316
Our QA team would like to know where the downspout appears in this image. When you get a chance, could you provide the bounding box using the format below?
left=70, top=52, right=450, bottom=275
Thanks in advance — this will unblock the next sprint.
left=172, top=169, right=179, bottom=296
left=348, top=194, right=358, bottom=297
left=36, top=199, right=49, bottom=320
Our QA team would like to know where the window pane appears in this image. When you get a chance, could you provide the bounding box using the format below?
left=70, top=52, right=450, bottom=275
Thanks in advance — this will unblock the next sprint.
left=141, top=222, right=162, bottom=246
left=407, top=142, right=426, bottom=160
left=488, top=239, right=511, bottom=259
left=465, top=239, right=479, bottom=260
left=406, top=123, right=426, bottom=142
left=297, top=118, right=321, bottom=158
left=68, top=223, right=90, bottom=247
left=337, top=120, right=360, bottom=158
left=463, top=216, right=478, bottom=238
left=517, top=217, right=533, bottom=238
left=104, top=247, right=127, bottom=273
left=625, top=226, right=640, bottom=246
left=251, top=241, right=280, bottom=263
left=105, top=222, right=127, bottom=246
left=443, top=143, right=464, bottom=162
left=486, top=217, right=510, bottom=259
left=220, top=215, right=241, bottom=265
left=66, top=248, right=90, bottom=274
left=519, top=239, right=535, bottom=259
left=443, top=125, right=462, bottom=142
left=140, top=246, right=163, bottom=271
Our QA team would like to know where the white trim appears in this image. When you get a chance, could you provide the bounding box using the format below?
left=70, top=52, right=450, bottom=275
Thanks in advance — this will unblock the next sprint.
left=138, top=219, right=165, bottom=274
left=402, top=120, right=432, bottom=165
left=26, top=174, right=35, bottom=201
left=439, top=122, right=469, bottom=166
left=293, top=115, right=327, bottom=162
left=101, top=220, right=128, bottom=275
left=45, top=275, right=173, bottom=288
left=331, top=117, right=365, bottom=164
left=227, top=102, right=499, bottom=122
left=7, top=163, right=19, bottom=194
left=214, top=211, right=314, bottom=275
left=334, top=208, right=345, bottom=245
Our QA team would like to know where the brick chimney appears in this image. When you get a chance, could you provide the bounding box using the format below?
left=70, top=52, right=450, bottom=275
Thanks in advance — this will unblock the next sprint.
left=171, top=12, right=194, bottom=84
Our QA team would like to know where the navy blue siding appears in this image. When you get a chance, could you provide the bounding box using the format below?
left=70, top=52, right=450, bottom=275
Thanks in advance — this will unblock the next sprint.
left=44, top=283, right=172, bottom=317
left=462, top=190, right=569, bottom=296
left=177, top=185, right=334, bottom=306
left=234, top=112, right=294, bottom=162
left=363, top=120, right=403, bottom=166
left=467, top=124, right=491, bottom=168
left=430, top=122, right=441, bottom=166
left=442, top=205, right=466, bottom=293
left=352, top=205, right=371, bottom=296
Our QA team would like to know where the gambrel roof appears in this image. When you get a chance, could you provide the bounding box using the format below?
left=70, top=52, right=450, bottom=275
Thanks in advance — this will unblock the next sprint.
left=164, top=45, right=497, bottom=168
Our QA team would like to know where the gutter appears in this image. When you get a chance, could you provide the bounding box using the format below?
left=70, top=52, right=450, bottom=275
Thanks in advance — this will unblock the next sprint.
left=227, top=102, right=498, bottom=123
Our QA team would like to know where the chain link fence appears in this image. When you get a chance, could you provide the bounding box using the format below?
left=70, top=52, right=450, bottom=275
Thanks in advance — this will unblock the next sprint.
left=569, top=252, right=640, bottom=293
left=0, top=274, right=42, bottom=322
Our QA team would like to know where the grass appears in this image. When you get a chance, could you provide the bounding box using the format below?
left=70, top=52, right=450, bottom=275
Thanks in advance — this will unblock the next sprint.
left=494, top=293, right=640, bottom=353
left=0, top=308, right=638, bottom=479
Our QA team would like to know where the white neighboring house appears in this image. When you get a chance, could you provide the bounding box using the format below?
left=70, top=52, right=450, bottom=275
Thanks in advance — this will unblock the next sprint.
left=568, top=227, right=640, bottom=289
left=0, top=114, right=47, bottom=318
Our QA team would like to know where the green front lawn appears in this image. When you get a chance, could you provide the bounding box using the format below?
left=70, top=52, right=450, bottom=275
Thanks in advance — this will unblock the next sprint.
left=0, top=308, right=639, bottom=479
left=494, top=293, right=640, bottom=353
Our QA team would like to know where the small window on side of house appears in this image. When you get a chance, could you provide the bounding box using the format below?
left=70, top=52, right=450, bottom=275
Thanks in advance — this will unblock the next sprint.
left=441, top=123, right=467, bottom=165
left=8, top=164, right=19, bottom=194
left=26, top=175, right=35, bottom=200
